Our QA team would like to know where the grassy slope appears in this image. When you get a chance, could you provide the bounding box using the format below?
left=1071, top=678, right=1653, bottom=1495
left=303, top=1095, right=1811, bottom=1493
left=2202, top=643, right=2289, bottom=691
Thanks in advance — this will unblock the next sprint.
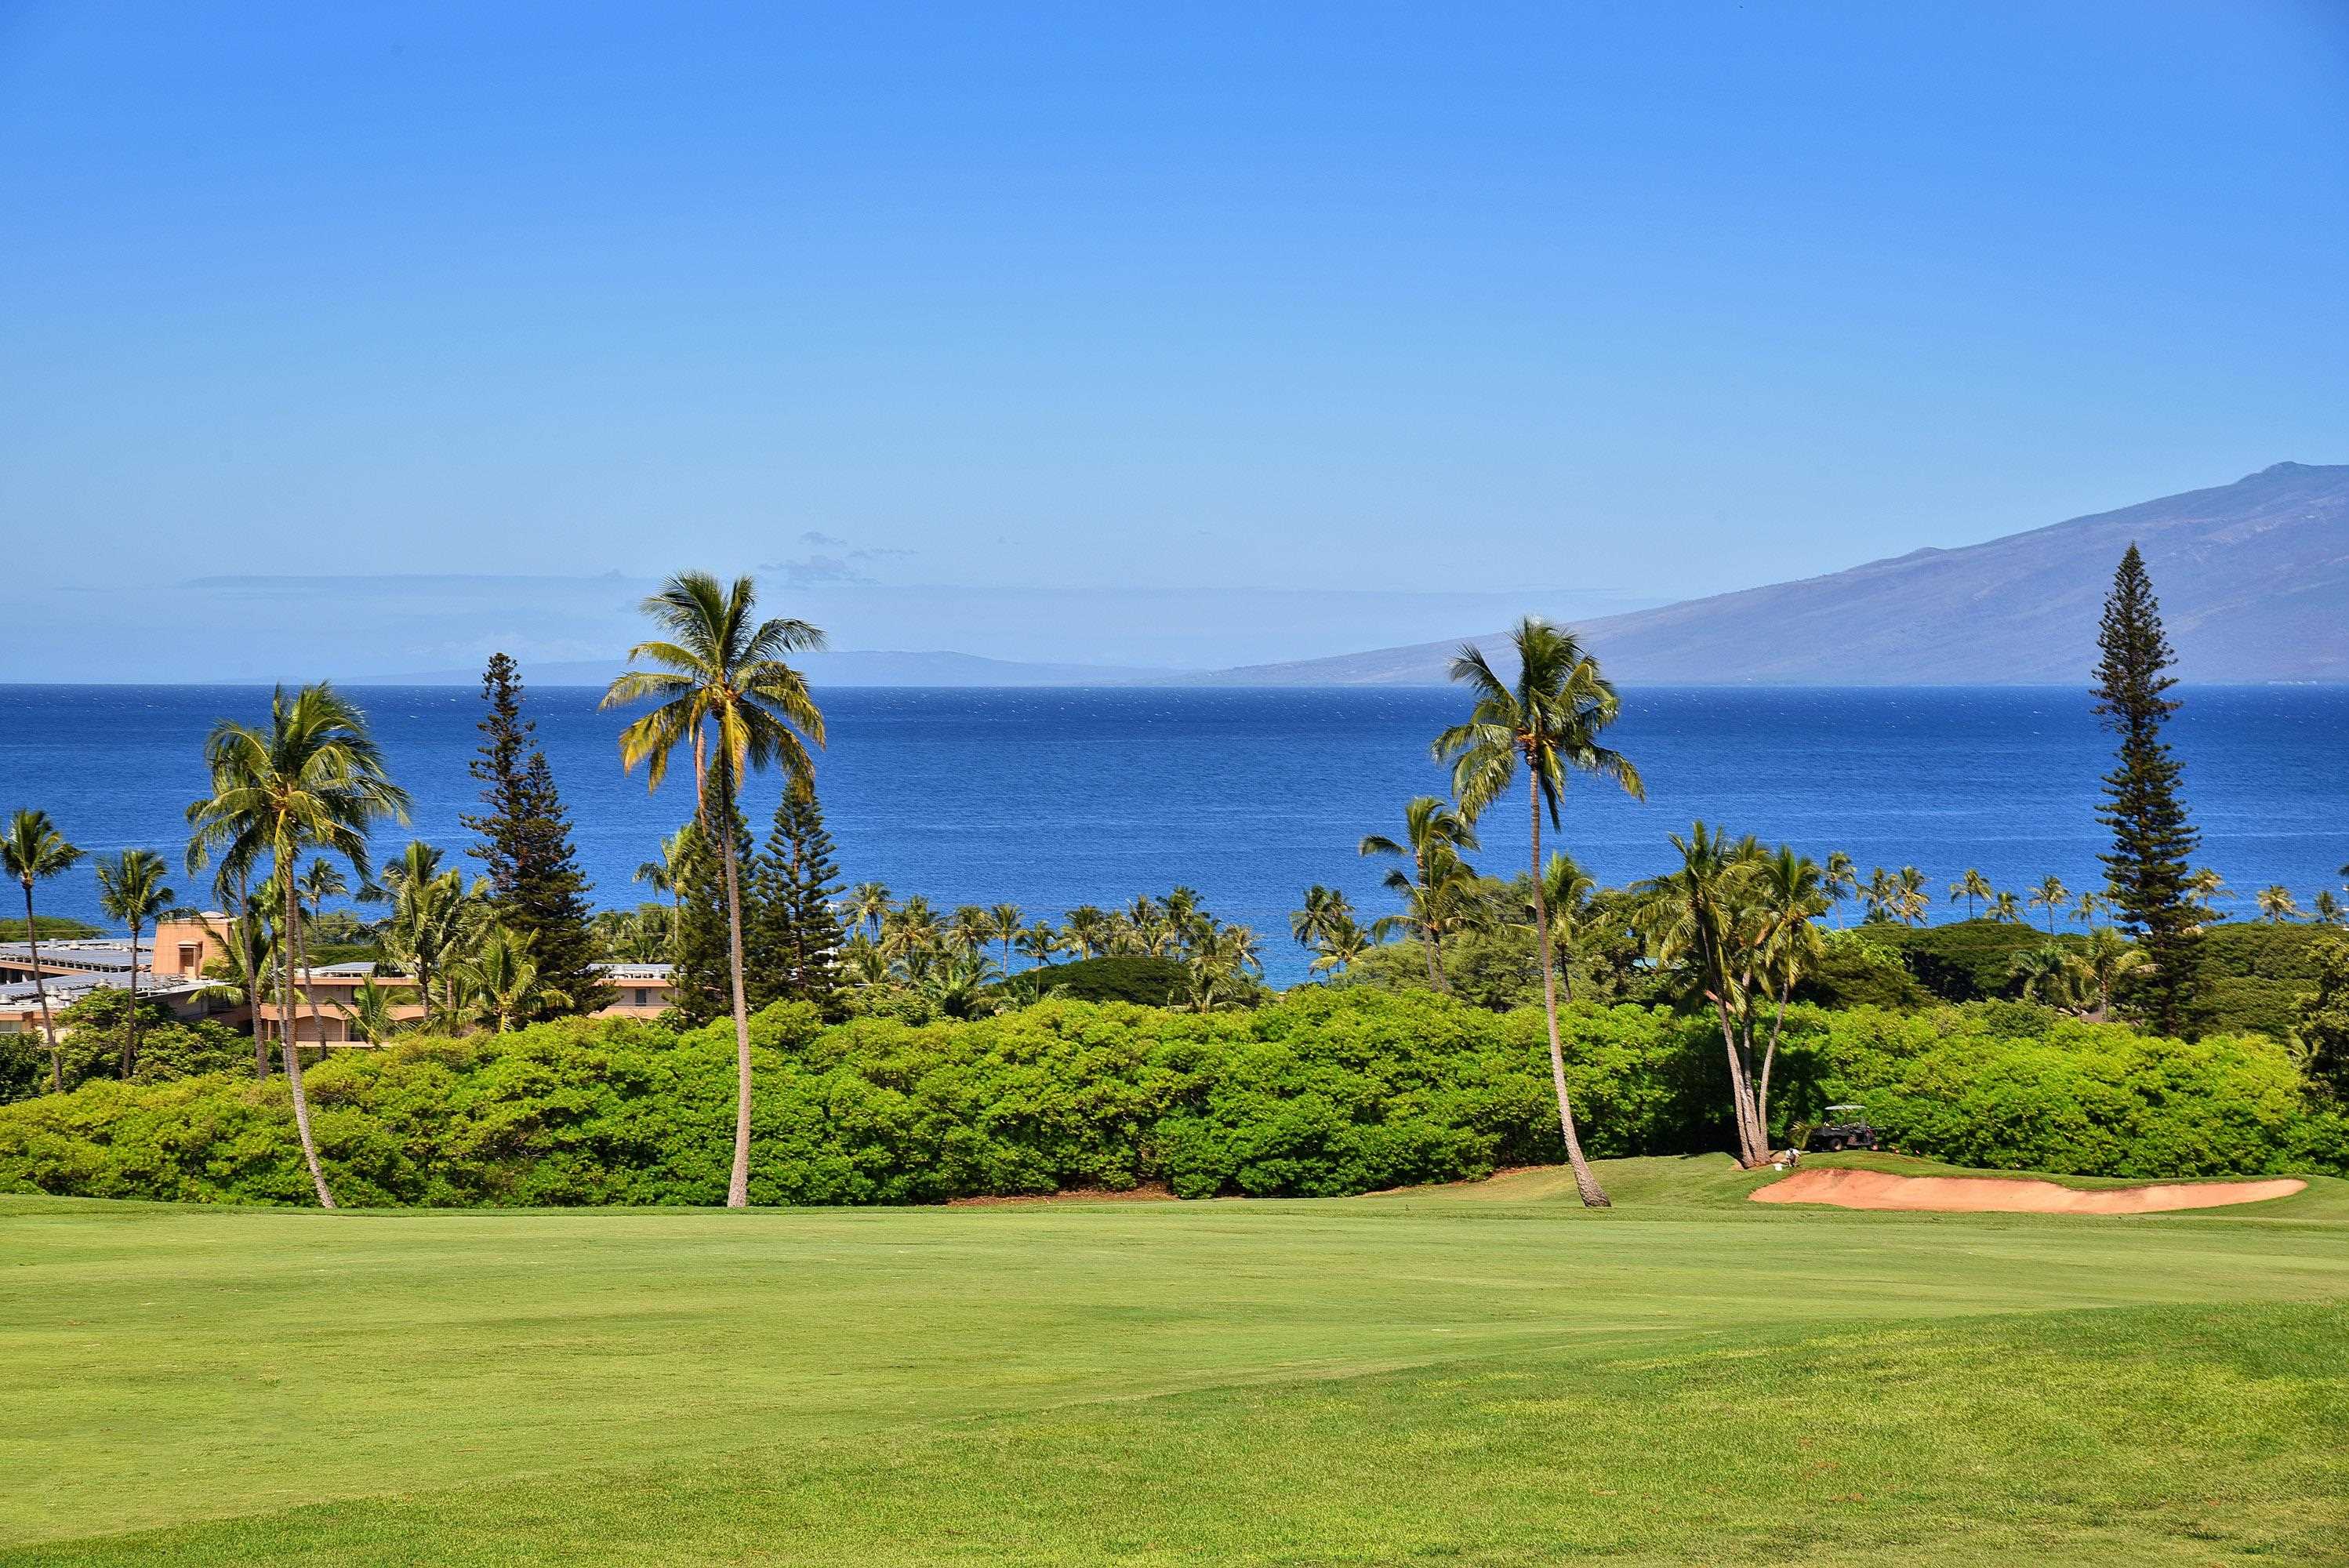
left=2, top=1156, right=2343, bottom=1566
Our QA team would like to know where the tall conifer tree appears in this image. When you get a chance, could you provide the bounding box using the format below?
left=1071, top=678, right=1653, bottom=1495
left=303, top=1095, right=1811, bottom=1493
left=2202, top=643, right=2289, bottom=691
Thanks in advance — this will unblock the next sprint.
left=463, top=654, right=612, bottom=1017
left=751, top=781, right=844, bottom=1013
left=2093, top=546, right=2202, bottom=1033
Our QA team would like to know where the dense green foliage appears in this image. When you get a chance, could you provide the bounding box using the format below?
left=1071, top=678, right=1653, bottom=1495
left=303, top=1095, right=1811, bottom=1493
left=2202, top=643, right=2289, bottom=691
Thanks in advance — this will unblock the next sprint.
left=0, top=991, right=249, bottom=1103
left=462, top=653, right=611, bottom=1018
left=995, top=953, right=1194, bottom=1007
left=1871, top=916, right=2329, bottom=1040
left=0, top=989, right=2335, bottom=1207
left=2293, top=933, right=2349, bottom=1102
left=0, top=915, right=100, bottom=940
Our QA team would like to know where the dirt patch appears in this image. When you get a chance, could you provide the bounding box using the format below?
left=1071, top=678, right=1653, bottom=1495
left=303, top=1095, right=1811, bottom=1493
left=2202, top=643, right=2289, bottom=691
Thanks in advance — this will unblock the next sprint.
left=1751, top=1167, right=2306, bottom=1215
left=946, top=1183, right=1176, bottom=1207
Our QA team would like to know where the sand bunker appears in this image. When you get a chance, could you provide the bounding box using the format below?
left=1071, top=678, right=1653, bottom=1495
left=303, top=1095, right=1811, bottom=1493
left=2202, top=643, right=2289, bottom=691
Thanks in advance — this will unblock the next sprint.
left=1752, top=1167, right=2305, bottom=1215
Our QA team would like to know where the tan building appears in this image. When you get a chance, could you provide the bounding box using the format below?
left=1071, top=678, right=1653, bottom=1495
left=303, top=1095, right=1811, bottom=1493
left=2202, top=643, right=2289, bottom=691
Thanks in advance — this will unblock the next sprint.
left=2, top=916, right=674, bottom=1046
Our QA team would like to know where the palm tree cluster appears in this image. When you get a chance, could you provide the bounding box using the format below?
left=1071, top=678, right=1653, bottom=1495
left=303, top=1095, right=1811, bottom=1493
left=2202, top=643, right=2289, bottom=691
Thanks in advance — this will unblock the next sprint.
left=837, top=885, right=1264, bottom=1015
left=1632, top=826, right=1832, bottom=1169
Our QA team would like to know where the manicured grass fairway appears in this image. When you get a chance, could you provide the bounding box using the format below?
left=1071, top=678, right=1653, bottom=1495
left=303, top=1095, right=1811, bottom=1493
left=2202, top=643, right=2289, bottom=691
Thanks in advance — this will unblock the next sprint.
left=2, top=1156, right=2344, bottom=1566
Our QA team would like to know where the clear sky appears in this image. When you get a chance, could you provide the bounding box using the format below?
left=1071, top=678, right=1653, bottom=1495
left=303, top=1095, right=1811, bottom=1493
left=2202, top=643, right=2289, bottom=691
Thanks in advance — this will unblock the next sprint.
left=3, top=1, right=2345, bottom=677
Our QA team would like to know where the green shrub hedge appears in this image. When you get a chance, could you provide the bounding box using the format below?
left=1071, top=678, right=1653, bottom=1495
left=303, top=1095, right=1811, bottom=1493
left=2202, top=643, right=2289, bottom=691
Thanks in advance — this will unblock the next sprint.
left=0, top=990, right=2335, bottom=1207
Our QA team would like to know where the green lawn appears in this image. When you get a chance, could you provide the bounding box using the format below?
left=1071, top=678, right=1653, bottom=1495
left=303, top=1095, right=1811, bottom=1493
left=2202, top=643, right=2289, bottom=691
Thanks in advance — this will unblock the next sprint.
left=2, top=1156, right=2344, bottom=1566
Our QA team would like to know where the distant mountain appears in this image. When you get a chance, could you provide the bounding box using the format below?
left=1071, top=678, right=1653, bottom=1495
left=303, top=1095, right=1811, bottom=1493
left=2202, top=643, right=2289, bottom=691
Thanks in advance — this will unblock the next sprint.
left=384, top=649, right=1164, bottom=688
left=1195, top=462, right=2349, bottom=684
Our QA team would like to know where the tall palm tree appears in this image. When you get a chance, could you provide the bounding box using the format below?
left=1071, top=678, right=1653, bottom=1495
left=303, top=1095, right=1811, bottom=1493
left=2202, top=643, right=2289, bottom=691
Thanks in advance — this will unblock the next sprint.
left=2315, top=889, right=2344, bottom=927
left=1948, top=868, right=1993, bottom=920
left=3, top=810, right=85, bottom=1094
left=986, top=903, right=1025, bottom=974
left=1435, top=619, right=1643, bottom=1209
left=1893, top=866, right=1930, bottom=927
left=1861, top=866, right=1896, bottom=924
left=198, top=900, right=278, bottom=1080
left=185, top=684, right=410, bottom=1209
left=95, top=848, right=176, bottom=1080
left=2071, top=888, right=2108, bottom=927
left=1749, top=846, right=1826, bottom=1141
left=948, top=906, right=993, bottom=960
left=601, top=572, right=825, bottom=1210
left=1290, top=884, right=1349, bottom=953
left=1059, top=905, right=1109, bottom=960
left=2073, top=927, right=2150, bottom=1022
left=1015, top=920, right=1062, bottom=969
left=846, top=882, right=892, bottom=939
left=335, top=977, right=413, bottom=1044
left=378, top=848, right=477, bottom=1031
left=1308, top=914, right=1373, bottom=977
left=1822, top=851, right=1857, bottom=929
left=2256, top=884, right=2301, bottom=923
left=292, top=858, right=350, bottom=1052
left=634, top=826, right=693, bottom=942
left=459, top=926, right=568, bottom=1034
left=1987, top=890, right=2024, bottom=924
left=1633, top=822, right=1771, bottom=1167
left=1361, top=797, right=1480, bottom=993
left=2026, top=875, right=2070, bottom=934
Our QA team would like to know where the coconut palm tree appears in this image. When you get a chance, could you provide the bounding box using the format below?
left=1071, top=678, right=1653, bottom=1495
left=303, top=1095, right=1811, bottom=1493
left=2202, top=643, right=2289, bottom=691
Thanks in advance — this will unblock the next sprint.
left=1987, top=890, right=2024, bottom=924
left=3, top=810, right=85, bottom=1094
left=634, top=826, right=693, bottom=943
left=458, top=926, right=569, bottom=1034
left=1015, top=920, right=1062, bottom=969
left=1634, top=822, right=1772, bottom=1167
left=334, top=977, right=412, bottom=1044
left=93, top=848, right=174, bottom=1080
left=601, top=572, right=825, bottom=1210
left=2187, top=866, right=2227, bottom=913
left=198, top=900, right=278, bottom=1080
left=1822, top=851, right=1857, bottom=928
left=1435, top=619, right=1643, bottom=1209
left=1059, top=906, right=1110, bottom=960
left=1308, top=914, right=1373, bottom=977
left=1948, top=868, right=1993, bottom=920
left=1290, top=884, right=1348, bottom=952
left=986, top=903, right=1025, bottom=974
left=1893, top=866, right=1930, bottom=927
left=846, top=882, right=892, bottom=939
left=378, top=849, right=478, bottom=1032
left=2314, top=890, right=2344, bottom=927
left=947, top=906, right=993, bottom=961
left=2007, top=946, right=2087, bottom=1012
left=1749, top=846, right=1827, bottom=1141
left=2074, top=927, right=2150, bottom=1022
left=1860, top=866, right=1896, bottom=924
left=2256, top=884, right=2301, bottom=923
left=2027, top=875, right=2071, bottom=934
left=184, top=684, right=411, bottom=1209
left=1360, top=797, right=1480, bottom=993
left=290, top=858, right=352, bottom=1054
left=2071, top=888, right=2108, bottom=927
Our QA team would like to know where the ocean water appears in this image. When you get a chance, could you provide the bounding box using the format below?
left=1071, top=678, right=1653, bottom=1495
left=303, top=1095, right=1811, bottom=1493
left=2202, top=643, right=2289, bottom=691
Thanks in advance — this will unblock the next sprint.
left=2, top=684, right=2343, bottom=985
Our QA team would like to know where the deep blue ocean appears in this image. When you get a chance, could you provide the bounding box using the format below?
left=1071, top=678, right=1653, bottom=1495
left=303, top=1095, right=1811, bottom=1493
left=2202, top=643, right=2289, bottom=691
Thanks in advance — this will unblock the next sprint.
left=3, top=684, right=2342, bottom=985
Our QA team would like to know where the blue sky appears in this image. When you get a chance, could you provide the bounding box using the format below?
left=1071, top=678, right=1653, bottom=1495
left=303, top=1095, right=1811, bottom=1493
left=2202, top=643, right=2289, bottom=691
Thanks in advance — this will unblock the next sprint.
left=3, top=1, right=2345, bottom=677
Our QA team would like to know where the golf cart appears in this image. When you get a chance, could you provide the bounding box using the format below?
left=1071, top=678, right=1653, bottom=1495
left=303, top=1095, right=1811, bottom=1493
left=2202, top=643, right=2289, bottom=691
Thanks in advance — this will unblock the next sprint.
left=1806, top=1104, right=1881, bottom=1153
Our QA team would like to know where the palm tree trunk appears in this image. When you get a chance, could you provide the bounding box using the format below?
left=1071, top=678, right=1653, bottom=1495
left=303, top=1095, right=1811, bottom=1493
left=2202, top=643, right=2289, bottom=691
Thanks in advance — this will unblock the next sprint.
left=23, top=884, right=61, bottom=1094
left=238, top=876, right=270, bottom=1081
left=299, top=907, right=327, bottom=1051
left=720, top=820, right=755, bottom=1210
left=1529, top=775, right=1608, bottom=1207
left=1709, top=986, right=1765, bottom=1167
left=1423, top=921, right=1446, bottom=993
left=122, top=916, right=142, bottom=1080
left=279, top=868, right=336, bottom=1210
left=1756, top=979, right=1792, bottom=1149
